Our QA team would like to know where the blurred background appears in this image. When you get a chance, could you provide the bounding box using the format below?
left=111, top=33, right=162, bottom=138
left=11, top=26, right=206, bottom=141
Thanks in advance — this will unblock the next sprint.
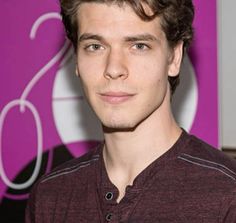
left=0, top=0, right=235, bottom=222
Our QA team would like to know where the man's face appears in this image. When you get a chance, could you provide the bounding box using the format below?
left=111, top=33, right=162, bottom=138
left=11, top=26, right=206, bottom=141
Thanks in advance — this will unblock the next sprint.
left=76, top=3, right=182, bottom=130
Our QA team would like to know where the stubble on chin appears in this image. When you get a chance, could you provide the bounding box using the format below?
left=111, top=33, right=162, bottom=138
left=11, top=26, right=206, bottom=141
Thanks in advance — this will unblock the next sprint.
left=102, top=120, right=137, bottom=133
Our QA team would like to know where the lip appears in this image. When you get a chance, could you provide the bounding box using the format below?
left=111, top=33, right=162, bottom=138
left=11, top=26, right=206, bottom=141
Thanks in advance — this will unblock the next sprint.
left=98, top=92, right=135, bottom=104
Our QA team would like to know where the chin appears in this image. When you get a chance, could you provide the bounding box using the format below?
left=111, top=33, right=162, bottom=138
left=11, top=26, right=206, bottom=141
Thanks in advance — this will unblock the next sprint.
left=102, top=119, right=138, bottom=133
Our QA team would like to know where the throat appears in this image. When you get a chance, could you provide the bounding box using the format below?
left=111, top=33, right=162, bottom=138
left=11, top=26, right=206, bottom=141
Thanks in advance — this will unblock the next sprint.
left=106, top=168, right=135, bottom=203
left=103, top=148, right=154, bottom=203
left=102, top=125, right=182, bottom=202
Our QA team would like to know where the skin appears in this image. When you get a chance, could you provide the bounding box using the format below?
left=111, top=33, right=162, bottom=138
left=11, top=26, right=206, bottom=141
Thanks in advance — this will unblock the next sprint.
left=76, top=3, right=183, bottom=202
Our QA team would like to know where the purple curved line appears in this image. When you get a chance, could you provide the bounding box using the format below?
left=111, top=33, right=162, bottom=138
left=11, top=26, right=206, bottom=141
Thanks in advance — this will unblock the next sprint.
left=4, top=193, right=29, bottom=200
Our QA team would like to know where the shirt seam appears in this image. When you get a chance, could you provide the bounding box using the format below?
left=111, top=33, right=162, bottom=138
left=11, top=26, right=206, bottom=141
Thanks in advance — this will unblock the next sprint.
left=181, top=153, right=236, bottom=175
left=178, top=154, right=236, bottom=182
left=40, top=155, right=100, bottom=183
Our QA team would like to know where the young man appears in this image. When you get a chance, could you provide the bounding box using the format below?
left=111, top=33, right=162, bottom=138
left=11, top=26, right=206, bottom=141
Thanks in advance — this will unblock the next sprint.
left=26, top=0, right=236, bottom=222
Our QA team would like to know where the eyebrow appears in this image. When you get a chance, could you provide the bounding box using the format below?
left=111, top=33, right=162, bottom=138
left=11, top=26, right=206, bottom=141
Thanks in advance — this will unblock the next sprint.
left=79, top=33, right=104, bottom=42
left=78, top=33, right=159, bottom=43
left=124, top=34, right=158, bottom=42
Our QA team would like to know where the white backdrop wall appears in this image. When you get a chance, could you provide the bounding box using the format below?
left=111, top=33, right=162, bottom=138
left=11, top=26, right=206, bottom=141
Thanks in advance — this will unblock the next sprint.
left=218, top=0, right=236, bottom=148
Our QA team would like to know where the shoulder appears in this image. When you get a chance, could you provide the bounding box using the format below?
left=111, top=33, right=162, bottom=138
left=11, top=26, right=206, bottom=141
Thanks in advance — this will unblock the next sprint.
left=35, top=144, right=102, bottom=188
left=26, top=145, right=102, bottom=219
left=175, top=133, right=236, bottom=219
left=178, top=133, right=236, bottom=183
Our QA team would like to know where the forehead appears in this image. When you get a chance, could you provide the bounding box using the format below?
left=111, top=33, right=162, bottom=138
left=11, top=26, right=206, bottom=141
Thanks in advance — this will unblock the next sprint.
left=76, top=2, right=164, bottom=38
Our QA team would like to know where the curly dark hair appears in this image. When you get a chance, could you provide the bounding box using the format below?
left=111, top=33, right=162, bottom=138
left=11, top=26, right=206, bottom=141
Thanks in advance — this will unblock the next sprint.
left=60, top=0, right=194, bottom=94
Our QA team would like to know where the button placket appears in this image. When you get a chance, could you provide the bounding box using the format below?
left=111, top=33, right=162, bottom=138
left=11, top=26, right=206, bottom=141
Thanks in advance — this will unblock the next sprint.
left=105, top=192, right=113, bottom=201
left=103, top=190, right=117, bottom=222
left=105, top=213, right=113, bottom=221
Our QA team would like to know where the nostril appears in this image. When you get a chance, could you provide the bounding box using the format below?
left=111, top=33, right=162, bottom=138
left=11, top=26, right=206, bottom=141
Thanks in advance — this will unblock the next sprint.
left=104, top=71, right=128, bottom=80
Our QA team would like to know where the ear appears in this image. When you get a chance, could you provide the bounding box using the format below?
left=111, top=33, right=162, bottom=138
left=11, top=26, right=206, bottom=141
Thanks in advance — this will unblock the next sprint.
left=168, top=41, right=184, bottom=77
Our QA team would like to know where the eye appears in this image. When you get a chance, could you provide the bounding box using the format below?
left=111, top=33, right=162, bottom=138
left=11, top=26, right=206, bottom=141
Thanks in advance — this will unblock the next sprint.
left=84, top=44, right=105, bottom=52
left=133, top=43, right=150, bottom=50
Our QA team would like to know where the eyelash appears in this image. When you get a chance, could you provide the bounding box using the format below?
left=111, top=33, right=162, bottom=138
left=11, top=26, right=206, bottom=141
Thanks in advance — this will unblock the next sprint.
left=83, top=42, right=151, bottom=52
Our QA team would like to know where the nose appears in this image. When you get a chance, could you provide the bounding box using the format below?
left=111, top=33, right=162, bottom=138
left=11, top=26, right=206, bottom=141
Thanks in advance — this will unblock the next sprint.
left=104, top=48, right=128, bottom=80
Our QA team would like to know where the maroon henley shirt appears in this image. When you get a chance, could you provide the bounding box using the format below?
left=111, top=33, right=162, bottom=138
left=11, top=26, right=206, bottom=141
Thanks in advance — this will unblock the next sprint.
left=26, top=131, right=236, bottom=222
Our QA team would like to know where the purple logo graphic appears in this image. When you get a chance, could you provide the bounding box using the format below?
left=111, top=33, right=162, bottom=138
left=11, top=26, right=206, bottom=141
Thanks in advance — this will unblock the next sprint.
left=0, top=1, right=100, bottom=204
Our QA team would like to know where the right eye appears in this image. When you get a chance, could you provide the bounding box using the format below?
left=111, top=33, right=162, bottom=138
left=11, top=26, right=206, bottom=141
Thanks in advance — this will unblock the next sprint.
left=84, top=44, right=105, bottom=52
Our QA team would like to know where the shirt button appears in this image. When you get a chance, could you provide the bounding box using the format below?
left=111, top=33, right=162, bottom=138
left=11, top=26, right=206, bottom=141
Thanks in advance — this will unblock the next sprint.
left=105, top=213, right=113, bottom=221
left=105, top=192, right=113, bottom=200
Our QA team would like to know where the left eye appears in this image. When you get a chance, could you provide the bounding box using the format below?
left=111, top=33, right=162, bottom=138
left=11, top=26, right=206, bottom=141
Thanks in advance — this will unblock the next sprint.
left=133, top=43, right=149, bottom=50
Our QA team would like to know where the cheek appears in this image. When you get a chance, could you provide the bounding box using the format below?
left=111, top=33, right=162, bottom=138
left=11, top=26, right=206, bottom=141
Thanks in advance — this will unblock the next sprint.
left=77, top=54, right=105, bottom=78
left=136, top=63, right=169, bottom=98
left=129, top=53, right=169, bottom=77
left=130, top=62, right=168, bottom=87
left=146, top=78, right=168, bottom=95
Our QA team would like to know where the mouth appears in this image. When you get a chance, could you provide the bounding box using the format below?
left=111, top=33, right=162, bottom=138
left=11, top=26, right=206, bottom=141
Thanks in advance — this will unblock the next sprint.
left=98, top=92, right=136, bottom=104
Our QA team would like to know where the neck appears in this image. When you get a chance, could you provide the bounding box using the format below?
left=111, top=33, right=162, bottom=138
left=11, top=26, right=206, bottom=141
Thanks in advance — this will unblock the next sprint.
left=103, top=109, right=181, bottom=171
left=102, top=91, right=181, bottom=202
